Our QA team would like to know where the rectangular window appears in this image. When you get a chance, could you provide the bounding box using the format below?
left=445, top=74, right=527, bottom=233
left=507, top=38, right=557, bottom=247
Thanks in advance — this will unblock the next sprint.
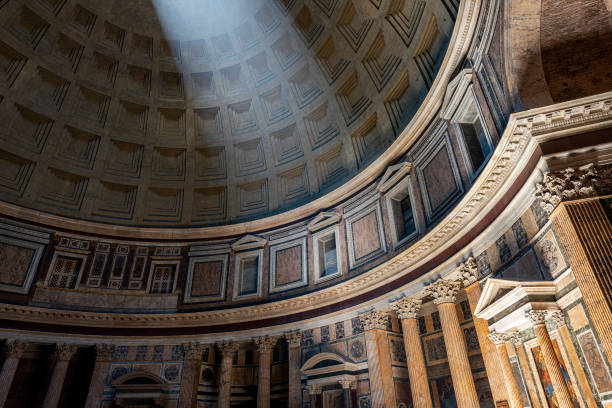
left=400, top=195, right=416, bottom=239
left=48, top=257, right=81, bottom=289
left=460, top=117, right=490, bottom=173
left=240, top=256, right=259, bottom=295
left=150, top=265, right=175, bottom=294
left=320, top=235, right=338, bottom=276
left=313, top=226, right=342, bottom=282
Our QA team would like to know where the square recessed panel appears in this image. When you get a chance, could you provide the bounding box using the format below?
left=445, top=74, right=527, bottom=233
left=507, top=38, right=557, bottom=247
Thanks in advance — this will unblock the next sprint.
left=345, top=199, right=386, bottom=269
left=184, top=254, right=229, bottom=303
left=269, top=236, right=307, bottom=293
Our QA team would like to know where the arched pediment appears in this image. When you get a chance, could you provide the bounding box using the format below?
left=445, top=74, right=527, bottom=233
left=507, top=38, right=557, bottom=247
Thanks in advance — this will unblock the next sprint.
left=113, top=371, right=167, bottom=386
left=301, top=352, right=358, bottom=374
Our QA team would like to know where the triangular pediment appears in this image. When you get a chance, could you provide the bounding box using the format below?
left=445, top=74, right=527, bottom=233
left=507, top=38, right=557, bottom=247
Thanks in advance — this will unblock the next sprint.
left=307, top=211, right=341, bottom=232
left=377, top=162, right=412, bottom=193
left=231, top=234, right=267, bottom=251
left=440, top=68, right=473, bottom=120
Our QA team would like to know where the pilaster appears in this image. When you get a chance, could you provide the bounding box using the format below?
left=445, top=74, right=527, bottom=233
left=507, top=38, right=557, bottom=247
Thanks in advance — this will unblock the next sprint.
left=488, top=331, right=523, bottom=408
left=42, top=343, right=78, bottom=408
left=0, top=340, right=27, bottom=408
left=179, top=343, right=205, bottom=408
left=84, top=344, right=115, bottom=408
left=285, top=330, right=302, bottom=408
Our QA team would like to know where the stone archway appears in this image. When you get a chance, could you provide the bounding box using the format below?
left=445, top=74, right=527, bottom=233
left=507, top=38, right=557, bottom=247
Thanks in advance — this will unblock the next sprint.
left=301, top=353, right=359, bottom=408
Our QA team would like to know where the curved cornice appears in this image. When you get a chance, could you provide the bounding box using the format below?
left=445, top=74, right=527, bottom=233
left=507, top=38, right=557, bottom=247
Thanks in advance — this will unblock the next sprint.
left=0, top=0, right=480, bottom=240
left=2, top=91, right=609, bottom=334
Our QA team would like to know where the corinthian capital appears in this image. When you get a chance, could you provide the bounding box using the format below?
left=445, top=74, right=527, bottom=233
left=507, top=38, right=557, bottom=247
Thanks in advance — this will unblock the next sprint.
left=487, top=331, right=509, bottom=345
left=284, top=330, right=302, bottom=348
left=184, top=343, right=206, bottom=360
left=549, top=311, right=566, bottom=328
left=535, top=164, right=600, bottom=214
left=459, top=257, right=479, bottom=286
left=55, top=343, right=78, bottom=361
left=95, top=344, right=115, bottom=361
left=424, top=279, right=462, bottom=305
left=217, top=341, right=239, bottom=358
left=254, top=336, right=277, bottom=352
left=525, top=310, right=548, bottom=326
left=4, top=340, right=27, bottom=359
left=359, top=310, right=389, bottom=331
left=506, top=330, right=523, bottom=347
left=390, top=297, right=422, bottom=319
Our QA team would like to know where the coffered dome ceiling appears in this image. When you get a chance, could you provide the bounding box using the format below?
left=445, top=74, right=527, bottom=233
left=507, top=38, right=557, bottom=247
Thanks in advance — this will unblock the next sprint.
left=0, top=0, right=454, bottom=227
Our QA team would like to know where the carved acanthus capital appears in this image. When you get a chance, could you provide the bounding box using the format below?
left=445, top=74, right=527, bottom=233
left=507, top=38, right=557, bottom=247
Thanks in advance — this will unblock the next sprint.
left=535, top=164, right=601, bottom=214
left=359, top=310, right=389, bottom=331
left=284, top=330, right=302, bottom=348
left=390, top=297, right=422, bottom=320
left=254, top=336, right=277, bottom=353
left=184, top=343, right=206, bottom=360
left=548, top=311, right=566, bottom=328
left=308, top=384, right=322, bottom=395
left=55, top=343, right=78, bottom=361
left=4, top=340, right=27, bottom=359
left=506, top=330, right=523, bottom=347
left=217, top=341, right=239, bottom=358
left=95, top=344, right=115, bottom=361
left=488, top=331, right=509, bottom=345
left=424, top=279, right=462, bottom=304
left=459, top=257, right=479, bottom=286
left=525, top=310, right=549, bottom=326
left=339, top=380, right=354, bottom=389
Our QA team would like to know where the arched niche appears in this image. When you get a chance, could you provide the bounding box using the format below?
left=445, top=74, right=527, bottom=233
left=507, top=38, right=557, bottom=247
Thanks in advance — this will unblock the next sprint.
left=112, top=371, right=170, bottom=408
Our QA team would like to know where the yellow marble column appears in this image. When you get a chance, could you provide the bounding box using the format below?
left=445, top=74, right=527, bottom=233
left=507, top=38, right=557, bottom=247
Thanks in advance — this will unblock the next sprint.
left=360, top=310, right=396, bottom=408
left=461, top=257, right=509, bottom=405
left=42, top=343, right=78, bottom=408
left=285, top=331, right=302, bottom=408
left=0, top=340, right=26, bottom=408
left=390, top=297, right=433, bottom=408
left=255, top=336, right=277, bottom=408
left=507, top=332, right=542, bottom=408
left=526, top=310, right=573, bottom=408
left=217, top=341, right=238, bottom=408
left=179, top=343, right=205, bottom=408
left=308, top=384, right=322, bottom=408
left=549, top=312, right=597, bottom=408
left=425, top=279, right=479, bottom=408
left=488, top=332, right=523, bottom=408
left=84, top=344, right=115, bottom=408
left=339, top=380, right=353, bottom=408
left=536, top=166, right=612, bottom=363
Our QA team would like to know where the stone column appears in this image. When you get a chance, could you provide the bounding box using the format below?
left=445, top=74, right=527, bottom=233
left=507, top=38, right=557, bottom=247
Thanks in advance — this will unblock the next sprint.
left=360, top=310, right=396, bottom=408
left=339, top=380, right=353, bottom=408
left=308, top=384, right=322, bottom=408
left=507, top=332, right=542, bottom=408
left=179, top=343, right=205, bottom=408
left=488, top=332, right=523, bottom=408
left=217, top=341, right=238, bottom=408
left=285, top=331, right=302, bottom=408
left=536, top=166, right=612, bottom=363
left=84, top=344, right=115, bottom=408
left=0, top=340, right=26, bottom=408
left=425, top=279, right=479, bottom=408
left=549, top=312, right=598, bottom=408
left=461, top=258, right=509, bottom=404
left=42, top=343, right=78, bottom=408
left=255, top=336, right=277, bottom=408
left=526, top=310, right=573, bottom=408
left=390, top=297, right=433, bottom=408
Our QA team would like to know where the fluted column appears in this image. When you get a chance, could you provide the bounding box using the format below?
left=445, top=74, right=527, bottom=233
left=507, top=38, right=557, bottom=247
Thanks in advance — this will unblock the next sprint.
left=84, top=344, right=115, bottom=408
left=425, top=279, right=479, bottom=408
left=526, top=310, right=573, bottom=408
left=42, top=343, right=78, bottom=408
left=390, top=297, right=433, bottom=408
left=179, top=343, right=205, bottom=408
left=488, top=332, right=523, bottom=408
left=507, top=332, right=541, bottom=408
left=255, top=337, right=277, bottom=408
left=461, top=257, right=508, bottom=404
left=339, top=380, right=354, bottom=408
left=0, top=340, right=26, bottom=408
left=217, top=341, right=238, bottom=408
left=360, top=310, right=396, bottom=408
left=536, top=166, right=612, bottom=363
left=285, top=331, right=302, bottom=408
left=308, top=384, right=322, bottom=408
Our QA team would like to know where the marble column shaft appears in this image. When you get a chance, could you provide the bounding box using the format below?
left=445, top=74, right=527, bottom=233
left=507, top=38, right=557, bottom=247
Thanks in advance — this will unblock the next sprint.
left=391, top=298, right=433, bottom=408
left=84, top=344, right=115, bottom=408
left=427, top=279, right=479, bottom=408
left=0, top=340, right=26, bottom=408
left=308, top=385, right=322, bottom=408
left=217, top=342, right=238, bottom=408
left=508, top=333, right=542, bottom=408
left=549, top=199, right=612, bottom=364
left=360, top=310, right=396, bottom=408
left=179, top=343, right=204, bottom=408
left=285, top=331, right=302, bottom=408
left=42, top=343, right=78, bottom=408
left=255, top=337, right=277, bottom=408
left=464, top=281, right=509, bottom=404
left=528, top=311, right=573, bottom=408
left=339, top=381, right=353, bottom=408
left=488, top=332, right=523, bottom=408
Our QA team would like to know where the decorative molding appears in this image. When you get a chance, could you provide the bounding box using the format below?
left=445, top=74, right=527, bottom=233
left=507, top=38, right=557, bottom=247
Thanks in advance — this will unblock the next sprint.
left=440, top=68, right=473, bottom=120
left=534, top=164, right=601, bottom=215
left=487, top=330, right=508, bottom=345
left=359, top=309, right=388, bottom=331
left=4, top=339, right=27, bottom=358
left=424, top=279, right=461, bottom=304
left=548, top=311, right=566, bottom=328
left=390, top=297, right=422, bottom=319
left=285, top=330, right=302, bottom=347
left=458, top=257, right=478, bottom=286
left=217, top=341, right=239, bottom=357
left=231, top=234, right=267, bottom=251
left=95, top=343, right=115, bottom=361
left=183, top=343, right=205, bottom=360
left=307, top=211, right=341, bottom=232
left=254, top=336, right=278, bottom=352
left=506, top=330, right=522, bottom=347
left=525, top=310, right=549, bottom=326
